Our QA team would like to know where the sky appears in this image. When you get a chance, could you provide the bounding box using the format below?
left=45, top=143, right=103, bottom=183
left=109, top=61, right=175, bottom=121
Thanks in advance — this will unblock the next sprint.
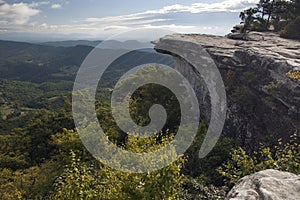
left=0, top=0, right=259, bottom=41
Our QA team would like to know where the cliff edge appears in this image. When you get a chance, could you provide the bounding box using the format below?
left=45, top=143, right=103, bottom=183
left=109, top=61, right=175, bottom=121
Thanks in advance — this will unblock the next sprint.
left=153, top=32, right=300, bottom=149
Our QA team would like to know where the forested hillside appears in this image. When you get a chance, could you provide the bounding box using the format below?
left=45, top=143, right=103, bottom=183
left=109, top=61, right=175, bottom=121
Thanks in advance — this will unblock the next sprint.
left=0, top=37, right=299, bottom=199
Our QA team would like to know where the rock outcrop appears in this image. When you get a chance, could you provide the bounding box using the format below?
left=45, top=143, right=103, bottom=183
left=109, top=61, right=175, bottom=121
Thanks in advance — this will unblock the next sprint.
left=153, top=31, right=300, bottom=150
left=225, top=169, right=300, bottom=200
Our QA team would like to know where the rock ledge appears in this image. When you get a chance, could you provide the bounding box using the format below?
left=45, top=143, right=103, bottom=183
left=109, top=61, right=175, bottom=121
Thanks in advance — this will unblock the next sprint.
left=153, top=32, right=300, bottom=148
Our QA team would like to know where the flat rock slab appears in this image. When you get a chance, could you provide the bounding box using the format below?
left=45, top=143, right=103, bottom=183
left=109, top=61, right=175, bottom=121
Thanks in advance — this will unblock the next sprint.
left=154, top=32, right=300, bottom=70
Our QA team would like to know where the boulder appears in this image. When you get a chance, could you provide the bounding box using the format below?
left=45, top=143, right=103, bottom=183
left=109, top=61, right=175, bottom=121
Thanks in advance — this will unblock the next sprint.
left=226, top=169, right=300, bottom=200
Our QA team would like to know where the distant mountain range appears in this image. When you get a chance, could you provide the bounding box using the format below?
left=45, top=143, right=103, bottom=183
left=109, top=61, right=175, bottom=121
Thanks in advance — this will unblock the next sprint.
left=0, top=32, right=98, bottom=43
left=0, top=40, right=173, bottom=85
left=41, top=40, right=102, bottom=47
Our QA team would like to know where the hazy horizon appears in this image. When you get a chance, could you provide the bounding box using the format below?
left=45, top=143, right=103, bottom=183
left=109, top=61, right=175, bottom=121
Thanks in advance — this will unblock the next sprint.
left=0, top=0, right=260, bottom=42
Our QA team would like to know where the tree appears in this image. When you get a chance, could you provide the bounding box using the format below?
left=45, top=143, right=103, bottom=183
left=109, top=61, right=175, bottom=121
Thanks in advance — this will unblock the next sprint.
left=239, top=0, right=299, bottom=33
left=0, top=160, right=62, bottom=199
left=218, top=134, right=300, bottom=187
left=49, top=130, right=185, bottom=200
left=239, top=8, right=259, bottom=32
left=291, top=0, right=300, bottom=18
left=280, top=16, right=300, bottom=39
left=257, top=0, right=275, bottom=27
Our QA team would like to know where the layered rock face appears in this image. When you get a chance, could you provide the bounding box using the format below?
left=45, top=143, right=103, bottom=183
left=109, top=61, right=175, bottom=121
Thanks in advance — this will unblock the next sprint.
left=225, top=169, right=300, bottom=200
left=153, top=32, right=300, bottom=149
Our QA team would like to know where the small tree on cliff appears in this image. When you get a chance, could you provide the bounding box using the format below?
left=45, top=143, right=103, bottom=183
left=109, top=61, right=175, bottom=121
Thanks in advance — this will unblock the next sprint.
left=240, top=0, right=275, bottom=32
left=291, top=0, right=300, bottom=18
left=280, top=0, right=300, bottom=39
left=257, top=0, right=275, bottom=29
left=239, top=0, right=295, bottom=32
left=239, top=7, right=259, bottom=33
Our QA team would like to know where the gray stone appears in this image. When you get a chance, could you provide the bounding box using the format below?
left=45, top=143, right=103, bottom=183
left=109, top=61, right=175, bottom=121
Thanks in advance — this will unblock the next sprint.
left=226, top=169, right=300, bottom=200
left=153, top=32, right=300, bottom=150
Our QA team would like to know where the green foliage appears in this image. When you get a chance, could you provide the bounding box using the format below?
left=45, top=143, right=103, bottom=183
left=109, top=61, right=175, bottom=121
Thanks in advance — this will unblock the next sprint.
left=239, top=0, right=299, bottom=34
left=0, top=108, right=74, bottom=169
left=23, top=109, right=74, bottom=164
left=181, top=177, right=227, bottom=200
left=50, top=129, right=91, bottom=163
left=239, top=0, right=281, bottom=32
left=223, top=69, right=258, bottom=112
left=49, top=152, right=101, bottom=200
left=1, top=38, right=299, bottom=199
left=0, top=160, right=62, bottom=200
left=0, top=78, right=73, bottom=112
left=50, top=131, right=185, bottom=200
left=183, top=122, right=237, bottom=185
left=239, top=7, right=262, bottom=33
left=218, top=134, right=300, bottom=187
left=286, top=70, right=300, bottom=80
left=95, top=101, right=126, bottom=144
left=280, top=16, right=300, bottom=39
left=0, top=133, right=30, bottom=170
left=290, top=0, right=300, bottom=18
left=232, top=86, right=256, bottom=110
left=0, top=41, right=92, bottom=83
left=129, top=83, right=181, bottom=133
left=112, top=65, right=181, bottom=133
left=95, top=65, right=183, bottom=145
left=263, top=81, right=283, bottom=96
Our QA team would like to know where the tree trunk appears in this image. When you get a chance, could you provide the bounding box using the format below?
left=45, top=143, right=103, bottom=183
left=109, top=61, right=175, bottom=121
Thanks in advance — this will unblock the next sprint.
left=267, top=0, right=276, bottom=26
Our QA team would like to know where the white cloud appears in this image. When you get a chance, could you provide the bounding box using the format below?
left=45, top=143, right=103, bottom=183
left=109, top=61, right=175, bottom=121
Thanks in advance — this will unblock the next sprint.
left=0, top=0, right=259, bottom=37
left=39, top=23, right=58, bottom=29
left=0, top=2, right=41, bottom=25
left=29, top=1, right=50, bottom=7
left=142, top=24, right=226, bottom=35
left=143, top=24, right=197, bottom=31
left=103, top=25, right=129, bottom=31
left=85, top=16, right=169, bottom=26
left=51, top=4, right=62, bottom=9
left=145, top=0, right=259, bottom=14
left=82, top=0, right=258, bottom=28
left=188, top=0, right=259, bottom=13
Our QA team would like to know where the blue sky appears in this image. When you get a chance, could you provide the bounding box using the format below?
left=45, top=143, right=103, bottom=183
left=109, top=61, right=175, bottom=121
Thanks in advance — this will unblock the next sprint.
left=0, top=0, right=259, bottom=40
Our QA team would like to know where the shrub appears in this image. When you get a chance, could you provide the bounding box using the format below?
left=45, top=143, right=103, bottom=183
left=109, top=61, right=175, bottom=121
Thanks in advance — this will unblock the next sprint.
left=263, top=81, right=283, bottom=96
left=218, top=134, right=300, bottom=187
left=181, top=177, right=227, bottom=200
left=286, top=70, right=300, bottom=80
left=280, top=16, right=300, bottom=40
left=49, top=132, right=185, bottom=200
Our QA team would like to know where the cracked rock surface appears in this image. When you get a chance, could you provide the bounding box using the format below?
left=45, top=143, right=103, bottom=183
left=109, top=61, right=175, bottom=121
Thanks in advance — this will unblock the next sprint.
left=153, top=32, right=300, bottom=149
